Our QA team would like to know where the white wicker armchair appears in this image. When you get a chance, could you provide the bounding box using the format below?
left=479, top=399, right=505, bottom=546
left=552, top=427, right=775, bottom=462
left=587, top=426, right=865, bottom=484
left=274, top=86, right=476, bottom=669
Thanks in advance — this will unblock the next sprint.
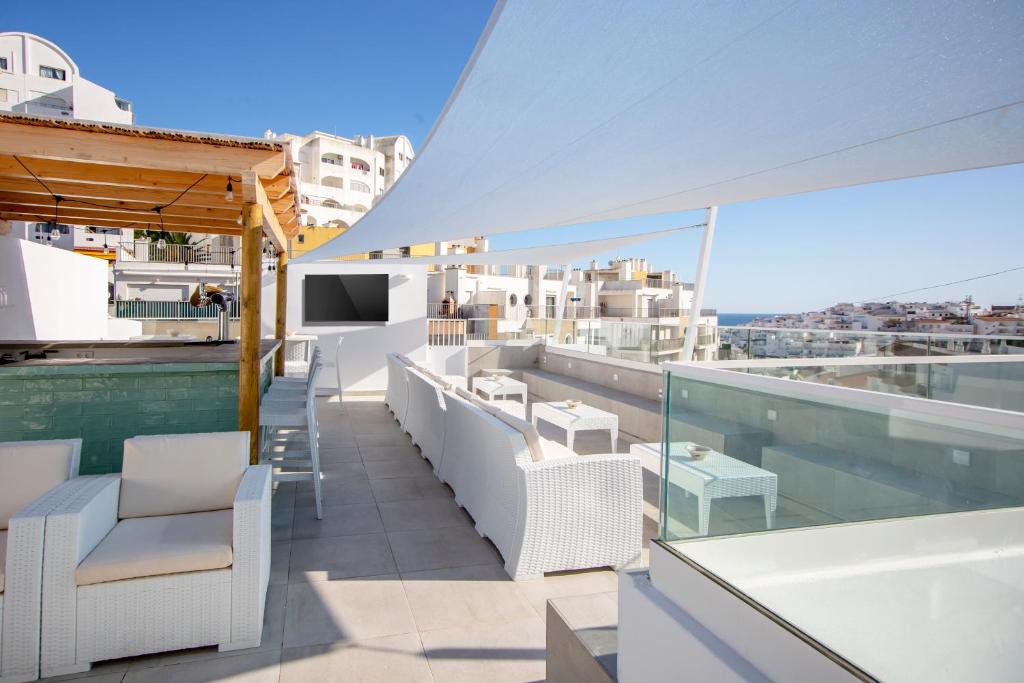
left=439, top=391, right=643, bottom=580
left=39, top=432, right=271, bottom=678
left=0, top=439, right=80, bottom=683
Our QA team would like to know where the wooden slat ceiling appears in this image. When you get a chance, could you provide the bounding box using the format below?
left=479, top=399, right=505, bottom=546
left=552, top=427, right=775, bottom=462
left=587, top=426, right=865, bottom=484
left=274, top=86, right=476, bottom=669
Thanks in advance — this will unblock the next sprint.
left=0, top=114, right=299, bottom=245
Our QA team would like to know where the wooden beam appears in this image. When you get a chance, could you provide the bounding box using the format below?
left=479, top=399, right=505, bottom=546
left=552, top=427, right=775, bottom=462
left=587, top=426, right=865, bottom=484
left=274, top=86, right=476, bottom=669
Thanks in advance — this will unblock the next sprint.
left=0, top=121, right=286, bottom=178
left=0, top=176, right=244, bottom=210
left=0, top=211, right=243, bottom=236
left=0, top=155, right=232, bottom=193
left=239, top=202, right=264, bottom=464
left=0, top=194, right=241, bottom=222
left=274, top=250, right=288, bottom=377
left=242, top=171, right=287, bottom=253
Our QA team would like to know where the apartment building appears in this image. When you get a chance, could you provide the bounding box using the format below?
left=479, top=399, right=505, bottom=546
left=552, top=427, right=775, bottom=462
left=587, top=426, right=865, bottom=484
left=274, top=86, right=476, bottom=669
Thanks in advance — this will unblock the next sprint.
left=0, top=32, right=133, bottom=254
left=272, top=130, right=416, bottom=257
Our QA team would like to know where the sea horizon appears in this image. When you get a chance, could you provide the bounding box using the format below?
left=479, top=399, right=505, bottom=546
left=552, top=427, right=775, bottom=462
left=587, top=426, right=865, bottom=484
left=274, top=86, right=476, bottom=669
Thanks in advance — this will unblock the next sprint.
left=717, top=312, right=786, bottom=326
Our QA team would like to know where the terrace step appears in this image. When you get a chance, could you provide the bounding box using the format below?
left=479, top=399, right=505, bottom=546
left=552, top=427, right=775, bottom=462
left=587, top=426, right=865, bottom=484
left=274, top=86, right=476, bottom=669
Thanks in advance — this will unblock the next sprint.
left=546, top=591, right=619, bottom=682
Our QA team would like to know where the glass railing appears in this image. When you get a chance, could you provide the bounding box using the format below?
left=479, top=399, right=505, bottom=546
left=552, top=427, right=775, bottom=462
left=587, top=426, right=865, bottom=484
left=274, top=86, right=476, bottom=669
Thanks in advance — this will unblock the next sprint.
left=717, top=325, right=1024, bottom=359
left=660, top=358, right=1024, bottom=542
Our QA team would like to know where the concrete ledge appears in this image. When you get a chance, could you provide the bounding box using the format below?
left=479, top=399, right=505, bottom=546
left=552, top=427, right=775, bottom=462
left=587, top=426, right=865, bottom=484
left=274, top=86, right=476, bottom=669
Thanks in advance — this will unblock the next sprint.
left=546, top=592, right=618, bottom=683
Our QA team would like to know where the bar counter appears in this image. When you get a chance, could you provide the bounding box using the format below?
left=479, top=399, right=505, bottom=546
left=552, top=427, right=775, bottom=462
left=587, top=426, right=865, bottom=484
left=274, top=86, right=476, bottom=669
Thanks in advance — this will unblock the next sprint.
left=0, top=340, right=280, bottom=473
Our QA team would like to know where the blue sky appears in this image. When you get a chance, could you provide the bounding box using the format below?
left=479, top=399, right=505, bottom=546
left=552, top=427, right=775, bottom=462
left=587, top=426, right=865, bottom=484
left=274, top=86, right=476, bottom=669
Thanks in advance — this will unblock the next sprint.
left=9, top=0, right=1023, bottom=312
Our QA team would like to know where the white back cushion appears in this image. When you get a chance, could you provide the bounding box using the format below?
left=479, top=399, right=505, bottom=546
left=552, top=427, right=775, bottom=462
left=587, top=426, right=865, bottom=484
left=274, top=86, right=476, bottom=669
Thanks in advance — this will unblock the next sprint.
left=118, top=432, right=248, bottom=519
left=0, top=439, right=79, bottom=530
left=493, top=411, right=546, bottom=463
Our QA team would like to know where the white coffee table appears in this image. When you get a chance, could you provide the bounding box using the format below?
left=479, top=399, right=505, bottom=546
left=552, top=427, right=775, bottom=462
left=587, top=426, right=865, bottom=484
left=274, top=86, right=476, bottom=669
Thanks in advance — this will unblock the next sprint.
left=473, top=376, right=528, bottom=403
left=531, top=401, right=618, bottom=453
left=632, top=441, right=777, bottom=536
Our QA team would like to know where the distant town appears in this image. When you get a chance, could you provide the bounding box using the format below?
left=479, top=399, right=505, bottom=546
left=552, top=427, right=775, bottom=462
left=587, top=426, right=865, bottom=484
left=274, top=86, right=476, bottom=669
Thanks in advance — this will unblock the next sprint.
left=740, top=300, right=1024, bottom=336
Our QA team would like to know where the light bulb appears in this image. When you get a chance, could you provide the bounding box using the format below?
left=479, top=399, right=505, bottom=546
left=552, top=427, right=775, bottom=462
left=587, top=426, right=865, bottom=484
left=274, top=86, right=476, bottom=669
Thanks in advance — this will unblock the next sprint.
left=225, top=179, right=234, bottom=202
left=50, top=227, right=61, bottom=242
left=157, top=238, right=167, bottom=249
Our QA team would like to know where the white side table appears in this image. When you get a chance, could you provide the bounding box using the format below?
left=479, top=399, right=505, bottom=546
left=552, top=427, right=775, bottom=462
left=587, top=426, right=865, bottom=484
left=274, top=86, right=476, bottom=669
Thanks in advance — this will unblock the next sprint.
left=632, top=441, right=777, bottom=536
left=473, top=376, right=528, bottom=403
left=531, top=401, right=618, bottom=453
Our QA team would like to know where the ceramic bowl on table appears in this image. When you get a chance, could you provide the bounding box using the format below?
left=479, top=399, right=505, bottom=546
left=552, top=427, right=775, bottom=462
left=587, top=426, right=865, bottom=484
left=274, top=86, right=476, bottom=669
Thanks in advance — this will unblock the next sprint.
left=564, top=399, right=581, bottom=409
left=686, top=444, right=711, bottom=460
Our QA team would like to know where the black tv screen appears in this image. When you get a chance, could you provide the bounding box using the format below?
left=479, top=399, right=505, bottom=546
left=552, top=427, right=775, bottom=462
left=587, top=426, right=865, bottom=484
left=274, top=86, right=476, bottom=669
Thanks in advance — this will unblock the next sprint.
left=303, top=274, right=389, bottom=324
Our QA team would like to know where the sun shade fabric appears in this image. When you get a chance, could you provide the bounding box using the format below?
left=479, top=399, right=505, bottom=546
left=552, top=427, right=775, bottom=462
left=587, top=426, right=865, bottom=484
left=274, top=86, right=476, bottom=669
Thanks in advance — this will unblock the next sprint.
left=298, top=0, right=1024, bottom=261
left=297, top=226, right=693, bottom=264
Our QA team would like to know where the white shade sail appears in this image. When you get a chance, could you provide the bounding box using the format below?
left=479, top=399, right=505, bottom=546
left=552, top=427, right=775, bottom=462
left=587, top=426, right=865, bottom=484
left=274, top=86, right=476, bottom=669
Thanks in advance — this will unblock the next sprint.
left=298, top=0, right=1024, bottom=262
left=335, top=224, right=700, bottom=266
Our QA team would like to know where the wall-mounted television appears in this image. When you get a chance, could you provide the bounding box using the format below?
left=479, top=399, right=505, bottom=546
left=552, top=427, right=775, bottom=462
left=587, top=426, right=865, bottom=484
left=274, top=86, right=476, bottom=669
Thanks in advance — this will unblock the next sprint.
left=303, top=274, right=389, bottom=324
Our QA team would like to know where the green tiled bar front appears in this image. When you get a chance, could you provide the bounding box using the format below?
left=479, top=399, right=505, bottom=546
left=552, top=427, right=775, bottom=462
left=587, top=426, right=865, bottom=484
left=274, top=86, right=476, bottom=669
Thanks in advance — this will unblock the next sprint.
left=0, top=360, right=270, bottom=474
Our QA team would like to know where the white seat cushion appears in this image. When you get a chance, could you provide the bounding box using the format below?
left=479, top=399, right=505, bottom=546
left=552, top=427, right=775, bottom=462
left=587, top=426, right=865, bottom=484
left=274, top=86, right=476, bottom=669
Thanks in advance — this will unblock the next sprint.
left=75, top=510, right=233, bottom=587
left=0, top=440, right=77, bottom=529
left=119, top=432, right=247, bottom=519
left=0, top=529, right=6, bottom=592
left=540, top=438, right=578, bottom=461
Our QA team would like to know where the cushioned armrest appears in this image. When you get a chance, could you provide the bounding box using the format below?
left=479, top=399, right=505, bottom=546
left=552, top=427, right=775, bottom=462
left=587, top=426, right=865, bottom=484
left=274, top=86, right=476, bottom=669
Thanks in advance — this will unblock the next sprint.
left=228, top=465, right=272, bottom=648
left=538, top=438, right=577, bottom=460
left=40, top=474, right=121, bottom=676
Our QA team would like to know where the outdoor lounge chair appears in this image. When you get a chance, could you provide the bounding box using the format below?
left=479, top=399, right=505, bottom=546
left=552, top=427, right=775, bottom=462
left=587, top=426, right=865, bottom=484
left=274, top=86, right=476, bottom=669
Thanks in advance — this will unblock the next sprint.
left=439, top=390, right=643, bottom=579
left=39, top=432, right=271, bottom=678
left=384, top=353, right=412, bottom=427
left=0, top=439, right=80, bottom=683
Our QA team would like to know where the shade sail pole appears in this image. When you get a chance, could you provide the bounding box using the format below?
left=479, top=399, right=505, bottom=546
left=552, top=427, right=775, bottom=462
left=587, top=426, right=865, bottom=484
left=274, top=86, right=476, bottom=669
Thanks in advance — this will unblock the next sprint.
left=552, top=264, right=572, bottom=344
left=681, top=207, right=717, bottom=362
left=274, top=250, right=288, bottom=377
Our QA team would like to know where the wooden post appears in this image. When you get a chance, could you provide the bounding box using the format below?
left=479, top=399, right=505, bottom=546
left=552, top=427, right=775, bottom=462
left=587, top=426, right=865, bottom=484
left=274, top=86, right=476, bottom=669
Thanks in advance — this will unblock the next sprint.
left=239, top=202, right=263, bottom=464
left=274, top=249, right=288, bottom=376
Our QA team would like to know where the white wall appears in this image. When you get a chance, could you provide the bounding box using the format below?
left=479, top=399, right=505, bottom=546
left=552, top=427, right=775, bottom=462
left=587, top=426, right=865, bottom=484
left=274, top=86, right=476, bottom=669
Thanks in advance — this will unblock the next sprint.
left=0, top=237, right=108, bottom=339
left=264, top=262, right=427, bottom=393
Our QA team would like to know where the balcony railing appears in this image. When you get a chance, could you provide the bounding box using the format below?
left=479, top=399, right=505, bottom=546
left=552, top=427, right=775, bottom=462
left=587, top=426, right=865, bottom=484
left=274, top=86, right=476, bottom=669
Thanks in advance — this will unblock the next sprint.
left=116, top=241, right=238, bottom=266
left=114, top=300, right=241, bottom=320
left=543, top=269, right=566, bottom=281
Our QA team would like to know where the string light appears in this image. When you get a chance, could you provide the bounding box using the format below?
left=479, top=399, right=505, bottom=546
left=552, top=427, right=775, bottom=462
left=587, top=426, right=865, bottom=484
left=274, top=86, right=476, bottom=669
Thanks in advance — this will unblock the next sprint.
left=225, top=179, right=234, bottom=202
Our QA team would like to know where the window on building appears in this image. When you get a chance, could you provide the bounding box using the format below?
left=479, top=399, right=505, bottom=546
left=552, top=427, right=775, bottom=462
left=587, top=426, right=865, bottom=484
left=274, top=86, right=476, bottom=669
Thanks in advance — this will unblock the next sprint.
left=0, top=57, right=8, bottom=71
left=297, top=234, right=305, bottom=244
left=379, top=168, right=385, bottom=176
left=400, top=246, right=411, bottom=257
left=39, top=65, right=66, bottom=80
left=0, top=89, right=7, bottom=103
left=115, top=98, right=131, bottom=112
left=398, top=153, right=404, bottom=161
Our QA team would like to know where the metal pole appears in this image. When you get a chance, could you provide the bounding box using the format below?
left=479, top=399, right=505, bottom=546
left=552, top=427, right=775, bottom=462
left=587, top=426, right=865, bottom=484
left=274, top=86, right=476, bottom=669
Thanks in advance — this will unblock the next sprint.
left=552, top=264, right=572, bottom=344
left=682, top=207, right=718, bottom=362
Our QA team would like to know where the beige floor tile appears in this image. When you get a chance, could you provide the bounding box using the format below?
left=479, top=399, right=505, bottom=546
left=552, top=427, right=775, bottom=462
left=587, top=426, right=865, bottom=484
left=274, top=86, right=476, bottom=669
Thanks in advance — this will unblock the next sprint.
left=283, top=576, right=416, bottom=648
left=356, top=432, right=415, bottom=447
left=294, top=477, right=375, bottom=508
left=291, top=503, right=385, bottom=540
left=402, top=564, right=537, bottom=632
left=419, top=616, right=546, bottom=683
left=121, top=650, right=280, bottom=683
left=364, top=457, right=434, bottom=480
left=388, top=526, right=501, bottom=573
left=289, top=533, right=396, bottom=583
left=279, top=633, right=433, bottom=683
left=378, top=498, right=473, bottom=532
left=42, top=664, right=129, bottom=682
left=359, top=445, right=423, bottom=461
left=370, top=476, right=453, bottom=503
left=319, top=461, right=369, bottom=481
left=515, top=568, right=619, bottom=620
left=317, top=446, right=362, bottom=462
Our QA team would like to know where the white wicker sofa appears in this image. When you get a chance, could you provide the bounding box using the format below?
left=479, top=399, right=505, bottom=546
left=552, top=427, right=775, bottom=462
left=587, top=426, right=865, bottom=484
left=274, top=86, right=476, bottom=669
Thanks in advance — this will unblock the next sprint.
left=385, top=353, right=412, bottom=429
left=39, top=432, right=272, bottom=678
left=0, top=439, right=81, bottom=683
left=404, top=367, right=449, bottom=472
left=439, top=389, right=643, bottom=580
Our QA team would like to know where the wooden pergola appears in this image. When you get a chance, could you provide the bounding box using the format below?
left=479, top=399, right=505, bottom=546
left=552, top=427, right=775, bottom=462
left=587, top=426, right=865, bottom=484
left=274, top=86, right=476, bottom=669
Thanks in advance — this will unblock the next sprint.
left=0, top=112, right=300, bottom=461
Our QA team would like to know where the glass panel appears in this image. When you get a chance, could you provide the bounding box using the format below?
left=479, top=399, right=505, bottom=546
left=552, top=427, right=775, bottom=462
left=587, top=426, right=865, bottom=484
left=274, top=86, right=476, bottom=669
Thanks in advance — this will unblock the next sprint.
left=661, top=365, right=1024, bottom=542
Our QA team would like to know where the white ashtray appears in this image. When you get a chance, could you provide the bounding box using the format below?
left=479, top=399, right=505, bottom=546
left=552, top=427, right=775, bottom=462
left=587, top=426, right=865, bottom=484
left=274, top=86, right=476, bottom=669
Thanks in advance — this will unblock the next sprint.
left=686, top=444, right=711, bottom=459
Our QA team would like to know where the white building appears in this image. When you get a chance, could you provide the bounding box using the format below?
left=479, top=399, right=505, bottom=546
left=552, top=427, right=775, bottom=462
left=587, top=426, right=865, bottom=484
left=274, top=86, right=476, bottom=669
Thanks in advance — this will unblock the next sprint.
left=1, top=32, right=134, bottom=252
left=274, top=130, right=415, bottom=231
left=0, top=32, right=133, bottom=123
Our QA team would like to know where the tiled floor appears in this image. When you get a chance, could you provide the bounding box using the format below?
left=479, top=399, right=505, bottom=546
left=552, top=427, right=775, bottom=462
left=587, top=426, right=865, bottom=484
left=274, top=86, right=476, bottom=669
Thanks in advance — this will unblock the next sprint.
left=50, top=395, right=656, bottom=683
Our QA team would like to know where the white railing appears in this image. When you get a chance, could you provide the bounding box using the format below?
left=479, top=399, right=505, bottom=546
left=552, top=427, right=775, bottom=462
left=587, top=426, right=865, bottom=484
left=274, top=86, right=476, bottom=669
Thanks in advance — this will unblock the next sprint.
left=117, top=241, right=238, bottom=266
left=114, top=300, right=240, bottom=320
